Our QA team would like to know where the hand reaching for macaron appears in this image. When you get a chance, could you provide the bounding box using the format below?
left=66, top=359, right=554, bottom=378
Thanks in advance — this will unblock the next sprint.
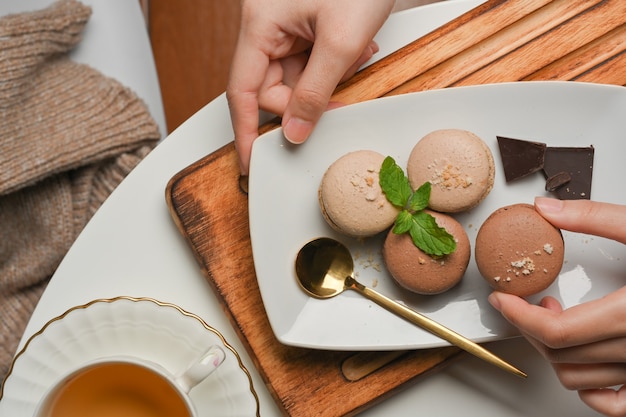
left=489, top=197, right=626, bottom=417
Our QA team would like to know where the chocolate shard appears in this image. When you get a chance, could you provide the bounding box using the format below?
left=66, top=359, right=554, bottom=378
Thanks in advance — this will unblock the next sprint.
left=545, top=171, right=571, bottom=192
left=497, top=136, right=546, bottom=182
left=543, top=146, right=594, bottom=200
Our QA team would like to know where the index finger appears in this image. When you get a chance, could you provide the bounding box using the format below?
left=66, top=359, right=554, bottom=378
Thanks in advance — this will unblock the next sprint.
left=226, top=41, right=270, bottom=174
left=535, top=198, right=626, bottom=245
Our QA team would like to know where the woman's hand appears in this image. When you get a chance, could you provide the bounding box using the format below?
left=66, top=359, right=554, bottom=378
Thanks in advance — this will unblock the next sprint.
left=226, top=0, right=395, bottom=174
left=489, top=197, right=626, bottom=417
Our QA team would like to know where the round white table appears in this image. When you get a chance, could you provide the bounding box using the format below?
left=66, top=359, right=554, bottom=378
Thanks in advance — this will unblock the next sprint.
left=1, top=1, right=603, bottom=415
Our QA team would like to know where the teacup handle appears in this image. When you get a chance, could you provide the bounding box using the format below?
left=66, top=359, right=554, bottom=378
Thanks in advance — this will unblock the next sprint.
left=175, top=345, right=226, bottom=393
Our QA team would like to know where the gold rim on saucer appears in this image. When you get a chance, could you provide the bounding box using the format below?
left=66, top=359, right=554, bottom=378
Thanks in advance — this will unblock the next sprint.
left=1, top=296, right=260, bottom=416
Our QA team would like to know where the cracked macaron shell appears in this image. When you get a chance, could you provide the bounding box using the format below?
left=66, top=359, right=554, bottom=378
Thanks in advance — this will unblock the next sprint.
left=475, top=203, right=564, bottom=297
left=407, top=129, right=495, bottom=213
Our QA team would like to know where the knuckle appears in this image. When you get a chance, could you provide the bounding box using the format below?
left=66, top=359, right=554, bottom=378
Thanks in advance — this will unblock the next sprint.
left=291, top=87, right=327, bottom=113
left=322, top=28, right=363, bottom=55
left=541, top=320, right=573, bottom=349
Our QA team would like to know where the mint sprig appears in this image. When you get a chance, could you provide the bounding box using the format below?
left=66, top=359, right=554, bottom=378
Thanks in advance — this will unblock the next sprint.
left=380, top=156, right=456, bottom=256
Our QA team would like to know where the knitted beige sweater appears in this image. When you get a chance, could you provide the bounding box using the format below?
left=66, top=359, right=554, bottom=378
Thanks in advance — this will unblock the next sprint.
left=0, top=0, right=160, bottom=382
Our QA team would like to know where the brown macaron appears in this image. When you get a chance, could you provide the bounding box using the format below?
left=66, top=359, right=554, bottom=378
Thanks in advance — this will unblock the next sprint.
left=383, top=210, right=470, bottom=295
left=407, top=129, right=495, bottom=213
left=475, top=203, right=564, bottom=297
left=318, top=150, right=399, bottom=237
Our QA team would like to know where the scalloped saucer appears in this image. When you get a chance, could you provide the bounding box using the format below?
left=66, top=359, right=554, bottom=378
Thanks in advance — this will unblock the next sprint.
left=0, top=296, right=259, bottom=416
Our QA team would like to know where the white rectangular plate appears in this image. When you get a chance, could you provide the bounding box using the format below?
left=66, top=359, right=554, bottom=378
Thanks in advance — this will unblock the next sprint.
left=249, top=82, right=626, bottom=350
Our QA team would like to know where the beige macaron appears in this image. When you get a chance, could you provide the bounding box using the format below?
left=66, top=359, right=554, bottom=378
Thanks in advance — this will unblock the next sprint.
left=318, top=150, right=399, bottom=237
left=382, top=210, right=470, bottom=295
left=407, top=129, right=495, bottom=213
left=475, top=203, right=564, bottom=297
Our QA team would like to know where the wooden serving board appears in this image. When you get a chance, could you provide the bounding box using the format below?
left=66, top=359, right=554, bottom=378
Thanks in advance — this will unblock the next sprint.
left=166, top=1, right=625, bottom=416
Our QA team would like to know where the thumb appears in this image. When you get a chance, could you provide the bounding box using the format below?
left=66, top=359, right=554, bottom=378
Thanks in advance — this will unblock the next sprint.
left=280, top=67, right=341, bottom=144
left=282, top=37, right=369, bottom=144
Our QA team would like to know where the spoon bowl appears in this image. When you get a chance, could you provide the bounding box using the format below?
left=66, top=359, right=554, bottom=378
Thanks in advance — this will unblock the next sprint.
left=295, top=237, right=526, bottom=378
left=295, top=237, right=353, bottom=299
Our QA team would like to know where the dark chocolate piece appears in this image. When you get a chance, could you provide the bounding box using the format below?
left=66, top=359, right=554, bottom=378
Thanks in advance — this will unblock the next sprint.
left=497, top=136, right=546, bottom=182
left=545, top=171, right=571, bottom=192
left=543, top=146, right=594, bottom=200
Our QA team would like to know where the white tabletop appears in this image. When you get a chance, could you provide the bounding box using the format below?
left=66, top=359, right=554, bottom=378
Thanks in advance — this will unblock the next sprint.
left=1, top=1, right=602, bottom=416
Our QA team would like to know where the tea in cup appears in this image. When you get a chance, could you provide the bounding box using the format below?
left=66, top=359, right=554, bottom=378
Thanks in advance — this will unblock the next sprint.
left=35, top=345, right=225, bottom=417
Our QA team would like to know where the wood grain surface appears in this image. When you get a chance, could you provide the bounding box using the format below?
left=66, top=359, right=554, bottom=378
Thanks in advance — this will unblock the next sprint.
left=147, top=0, right=241, bottom=132
left=167, top=144, right=460, bottom=417
left=166, top=1, right=626, bottom=416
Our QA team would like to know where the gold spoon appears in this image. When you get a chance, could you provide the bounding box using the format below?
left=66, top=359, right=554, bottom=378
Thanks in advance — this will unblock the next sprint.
left=295, top=237, right=527, bottom=378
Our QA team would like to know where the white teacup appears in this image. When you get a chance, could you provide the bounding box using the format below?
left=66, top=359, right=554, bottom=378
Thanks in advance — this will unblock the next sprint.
left=34, top=345, right=225, bottom=417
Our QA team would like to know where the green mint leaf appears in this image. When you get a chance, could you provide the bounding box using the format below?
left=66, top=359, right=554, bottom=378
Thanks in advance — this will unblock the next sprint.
left=408, top=181, right=431, bottom=212
left=380, top=156, right=457, bottom=256
left=407, top=211, right=457, bottom=256
left=392, top=210, right=413, bottom=234
left=379, top=156, right=412, bottom=208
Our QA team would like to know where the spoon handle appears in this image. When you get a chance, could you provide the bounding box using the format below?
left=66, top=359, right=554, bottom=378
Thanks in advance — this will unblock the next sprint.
left=345, top=277, right=526, bottom=378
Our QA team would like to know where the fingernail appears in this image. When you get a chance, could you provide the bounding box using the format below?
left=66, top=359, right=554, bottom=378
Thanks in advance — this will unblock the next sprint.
left=534, top=196, right=564, bottom=213
left=238, top=158, right=248, bottom=176
left=488, top=292, right=502, bottom=311
left=283, top=117, right=312, bottom=144
left=370, top=41, right=380, bottom=55
left=327, top=101, right=345, bottom=110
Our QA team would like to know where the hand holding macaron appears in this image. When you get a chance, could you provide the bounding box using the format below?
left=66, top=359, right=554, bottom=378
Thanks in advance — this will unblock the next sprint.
left=314, top=124, right=624, bottom=416
left=489, top=197, right=626, bottom=417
